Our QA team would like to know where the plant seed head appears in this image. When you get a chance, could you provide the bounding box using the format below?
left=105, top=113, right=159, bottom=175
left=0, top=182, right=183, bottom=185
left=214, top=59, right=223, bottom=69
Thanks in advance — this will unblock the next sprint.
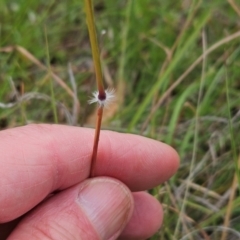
left=88, top=88, right=115, bottom=108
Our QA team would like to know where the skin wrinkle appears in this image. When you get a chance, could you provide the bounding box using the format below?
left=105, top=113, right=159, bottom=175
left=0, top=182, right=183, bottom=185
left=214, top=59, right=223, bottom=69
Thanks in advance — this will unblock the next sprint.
left=24, top=206, right=66, bottom=239
left=0, top=125, right=50, bottom=152
left=68, top=169, right=85, bottom=177
left=1, top=173, right=52, bottom=221
left=19, top=143, right=28, bottom=181
left=56, top=156, right=88, bottom=190
left=24, top=194, right=99, bottom=240
left=1, top=164, right=50, bottom=204
left=137, top=197, right=147, bottom=228
left=56, top=128, right=80, bottom=170
left=57, top=127, right=82, bottom=156
left=41, top=132, right=74, bottom=190
left=99, top=132, right=174, bottom=190
left=113, top=136, right=148, bottom=166
left=102, top=132, right=169, bottom=174
left=23, top=166, right=53, bottom=195
left=46, top=133, right=64, bottom=192
left=4, top=128, right=55, bottom=180
left=48, top=127, right=91, bottom=190
left=46, top=221, right=76, bottom=240
left=120, top=139, right=150, bottom=176
left=11, top=124, right=52, bottom=143
left=102, top=131, right=114, bottom=161
left=66, top=153, right=91, bottom=176
left=98, top=132, right=142, bottom=177
left=0, top=155, right=20, bottom=166
left=104, top=132, right=138, bottom=163
left=30, top=226, right=53, bottom=240
left=136, top=147, right=151, bottom=173
left=27, top=124, right=55, bottom=137
left=33, top=214, right=75, bottom=240
left=132, top=196, right=142, bottom=230
left=133, top=139, right=172, bottom=184
left=1, top=162, right=53, bottom=207
left=1, top=162, right=53, bottom=167
left=135, top=141, right=161, bottom=177
left=1, top=175, right=51, bottom=190
left=112, top=143, right=136, bottom=163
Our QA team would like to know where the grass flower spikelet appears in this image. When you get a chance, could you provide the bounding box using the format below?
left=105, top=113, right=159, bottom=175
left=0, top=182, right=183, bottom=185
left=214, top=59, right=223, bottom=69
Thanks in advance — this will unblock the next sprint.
left=88, top=88, right=115, bottom=107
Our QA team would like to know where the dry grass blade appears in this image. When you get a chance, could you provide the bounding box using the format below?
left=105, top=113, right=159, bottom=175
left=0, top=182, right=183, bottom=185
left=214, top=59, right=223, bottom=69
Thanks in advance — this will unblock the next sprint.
left=220, top=155, right=240, bottom=240
left=180, top=226, right=240, bottom=240
left=0, top=92, right=73, bottom=124
left=0, top=45, right=75, bottom=98
left=68, top=63, right=80, bottom=125
left=141, top=30, right=240, bottom=133
left=228, top=0, right=240, bottom=16
left=180, top=180, right=221, bottom=200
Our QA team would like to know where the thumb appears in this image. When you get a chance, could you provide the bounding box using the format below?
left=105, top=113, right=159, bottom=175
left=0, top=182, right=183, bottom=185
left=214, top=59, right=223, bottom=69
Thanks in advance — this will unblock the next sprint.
left=8, top=177, right=133, bottom=240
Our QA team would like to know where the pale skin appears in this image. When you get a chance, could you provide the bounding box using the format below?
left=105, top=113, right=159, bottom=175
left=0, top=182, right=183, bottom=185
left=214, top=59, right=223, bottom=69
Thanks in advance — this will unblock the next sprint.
left=0, top=124, right=179, bottom=240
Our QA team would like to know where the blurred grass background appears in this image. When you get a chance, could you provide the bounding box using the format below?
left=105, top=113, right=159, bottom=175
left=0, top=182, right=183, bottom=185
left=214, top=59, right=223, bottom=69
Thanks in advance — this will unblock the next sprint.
left=1, top=0, right=240, bottom=239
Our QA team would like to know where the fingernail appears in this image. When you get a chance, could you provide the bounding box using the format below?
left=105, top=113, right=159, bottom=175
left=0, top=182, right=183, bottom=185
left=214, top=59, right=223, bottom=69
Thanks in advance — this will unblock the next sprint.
left=77, top=177, right=132, bottom=239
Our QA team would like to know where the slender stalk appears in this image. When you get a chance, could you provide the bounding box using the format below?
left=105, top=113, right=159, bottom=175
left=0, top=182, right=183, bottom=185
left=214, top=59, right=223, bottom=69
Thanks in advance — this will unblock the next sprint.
left=84, top=0, right=106, bottom=177
left=44, top=25, right=58, bottom=124
left=84, top=0, right=105, bottom=98
left=90, top=106, right=103, bottom=177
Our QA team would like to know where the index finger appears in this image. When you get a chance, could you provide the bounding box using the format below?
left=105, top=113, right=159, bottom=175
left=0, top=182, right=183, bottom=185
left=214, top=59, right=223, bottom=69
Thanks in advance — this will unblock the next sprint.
left=0, top=124, right=179, bottom=222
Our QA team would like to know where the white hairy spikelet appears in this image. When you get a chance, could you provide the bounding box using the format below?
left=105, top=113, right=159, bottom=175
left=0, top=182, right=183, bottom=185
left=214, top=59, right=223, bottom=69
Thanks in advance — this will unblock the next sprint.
left=88, top=88, right=115, bottom=107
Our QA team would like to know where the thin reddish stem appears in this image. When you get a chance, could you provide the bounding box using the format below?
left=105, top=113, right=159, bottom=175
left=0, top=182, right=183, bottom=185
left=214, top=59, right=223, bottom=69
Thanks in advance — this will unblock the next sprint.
left=90, top=106, right=103, bottom=177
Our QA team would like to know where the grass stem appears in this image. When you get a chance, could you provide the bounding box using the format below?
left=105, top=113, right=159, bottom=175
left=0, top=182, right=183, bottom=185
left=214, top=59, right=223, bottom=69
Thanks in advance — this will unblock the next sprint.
left=84, top=0, right=105, bottom=97
left=84, top=0, right=106, bottom=177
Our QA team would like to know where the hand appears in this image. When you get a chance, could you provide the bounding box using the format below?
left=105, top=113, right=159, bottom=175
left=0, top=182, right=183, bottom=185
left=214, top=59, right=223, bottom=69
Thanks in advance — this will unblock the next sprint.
left=0, top=124, right=179, bottom=240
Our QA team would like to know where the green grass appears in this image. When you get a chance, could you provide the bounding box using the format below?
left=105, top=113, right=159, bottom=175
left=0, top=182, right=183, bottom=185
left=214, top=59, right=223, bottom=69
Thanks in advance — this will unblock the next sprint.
left=1, top=0, right=240, bottom=239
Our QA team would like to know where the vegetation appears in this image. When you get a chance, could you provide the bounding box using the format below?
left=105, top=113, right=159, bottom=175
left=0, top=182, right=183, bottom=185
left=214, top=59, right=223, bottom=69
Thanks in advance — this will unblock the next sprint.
left=1, top=0, right=240, bottom=239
